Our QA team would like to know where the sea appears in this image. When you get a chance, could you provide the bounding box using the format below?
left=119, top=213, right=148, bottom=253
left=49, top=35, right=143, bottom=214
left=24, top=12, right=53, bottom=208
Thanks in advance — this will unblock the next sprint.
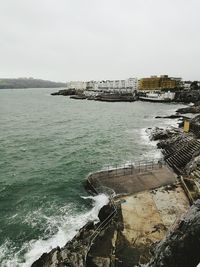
left=0, top=88, right=186, bottom=266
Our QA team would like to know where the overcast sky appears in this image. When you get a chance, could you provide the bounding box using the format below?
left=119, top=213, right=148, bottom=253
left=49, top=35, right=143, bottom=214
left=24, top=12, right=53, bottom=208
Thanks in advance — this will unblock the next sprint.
left=0, top=0, right=199, bottom=82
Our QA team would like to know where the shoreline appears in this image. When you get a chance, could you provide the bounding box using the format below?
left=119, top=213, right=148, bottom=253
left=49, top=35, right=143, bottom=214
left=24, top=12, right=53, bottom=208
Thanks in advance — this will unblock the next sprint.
left=31, top=105, right=200, bottom=267
left=1, top=91, right=188, bottom=266
left=51, top=88, right=200, bottom=104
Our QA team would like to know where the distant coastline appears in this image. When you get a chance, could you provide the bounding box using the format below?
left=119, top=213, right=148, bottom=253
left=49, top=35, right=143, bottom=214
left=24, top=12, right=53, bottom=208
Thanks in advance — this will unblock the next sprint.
left=0, top=78, right=67, bottom=89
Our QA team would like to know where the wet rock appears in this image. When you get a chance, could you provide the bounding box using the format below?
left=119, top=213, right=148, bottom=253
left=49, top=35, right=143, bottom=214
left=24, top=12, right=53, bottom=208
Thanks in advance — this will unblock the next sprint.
left=31, top=203, right=119, bottom=267
left=98, top=204, right=114, bottom=222
left=94, top=93, right=136, bottom=102
left=155, top=114, right=185, bottom=119
left=70, top=94, right=86, bottom=100
left=87, top=256, right=110, bottom=267
left=174, top=89, right=200, bottom=104
left=146, top=200, right=200, bottom=267
left=31, top=247, right=61, bottom=267
left=86, top=204, right=123, bottom=267
left=31, top=220, right=96, bottom=266
left=51, top=89, right=76, bottom=96
left=176, top=105, right=200, bottom=114
left=149, top=127, right=177, bottom=141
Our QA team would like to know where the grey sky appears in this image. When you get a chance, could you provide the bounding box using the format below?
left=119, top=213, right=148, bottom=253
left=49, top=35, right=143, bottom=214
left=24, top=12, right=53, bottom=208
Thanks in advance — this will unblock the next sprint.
left=0, top=0, right=199, bottom=82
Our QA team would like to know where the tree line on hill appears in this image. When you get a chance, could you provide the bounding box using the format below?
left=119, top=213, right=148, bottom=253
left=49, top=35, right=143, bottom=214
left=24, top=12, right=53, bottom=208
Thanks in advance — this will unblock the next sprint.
left=0, top=78, right=67, bottom=89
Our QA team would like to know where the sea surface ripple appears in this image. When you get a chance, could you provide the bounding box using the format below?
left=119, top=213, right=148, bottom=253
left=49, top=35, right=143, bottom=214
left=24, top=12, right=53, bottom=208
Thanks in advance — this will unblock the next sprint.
left=0, top=88, right=186, bottom=266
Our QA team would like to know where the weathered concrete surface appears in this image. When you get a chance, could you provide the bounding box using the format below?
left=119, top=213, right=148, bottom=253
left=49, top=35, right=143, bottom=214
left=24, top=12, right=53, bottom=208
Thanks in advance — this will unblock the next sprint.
left=151, top=185, right=189, bottom=227
left=119, top=184, right=190, bottom=265
left=89, top=165, right=177, bottom=195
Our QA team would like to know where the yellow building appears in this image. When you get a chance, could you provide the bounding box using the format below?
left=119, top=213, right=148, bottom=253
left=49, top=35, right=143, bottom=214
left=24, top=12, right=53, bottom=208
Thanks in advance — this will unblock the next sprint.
left=139, top=75, right=180, bottom=91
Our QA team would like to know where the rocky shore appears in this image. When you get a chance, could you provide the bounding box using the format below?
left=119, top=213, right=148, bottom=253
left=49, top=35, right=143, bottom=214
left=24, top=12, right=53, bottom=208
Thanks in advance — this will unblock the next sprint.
left=174, top=89, right=200, bottom=103
left=32, top=202, right=122, bottom=267
left=51, top=89, right=137, bottom=102
left=32, top=102, right=200, bottom=267
left=52, top=88, right=200, bottom=104
left=51, top=88, right=77, bottom=96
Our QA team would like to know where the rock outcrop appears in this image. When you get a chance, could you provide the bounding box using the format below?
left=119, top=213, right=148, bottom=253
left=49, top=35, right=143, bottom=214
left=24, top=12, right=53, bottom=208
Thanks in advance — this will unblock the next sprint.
left=176, top=105, right=200, bottom=114
left=147, top=200, right=200, bottom=267
left=190, top=115, right=200, bottom=137
left=175, top=89, right=200, bottom=104
left=32, top=221, right=95, bottom=267
left=31, top=203, right=118, bottom=267
left=51, top=89, right=79, bottom=96
left=94, top=93, right=136, bottom=102
left=149, top=127, right=179, bottom=141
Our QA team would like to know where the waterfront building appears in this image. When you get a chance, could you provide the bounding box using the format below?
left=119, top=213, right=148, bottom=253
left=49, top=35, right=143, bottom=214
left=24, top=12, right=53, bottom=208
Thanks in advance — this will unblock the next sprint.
left=67, top=81, right=87, bottom=90
left=97, top=78, right=138, bottom=93
left=67, top=77, right=138, bottom=93
left=139, top=75, right=181, bottom=91
left=86, top=81, right=98, bottom=90
left=125, top=78, right=138, bottom=90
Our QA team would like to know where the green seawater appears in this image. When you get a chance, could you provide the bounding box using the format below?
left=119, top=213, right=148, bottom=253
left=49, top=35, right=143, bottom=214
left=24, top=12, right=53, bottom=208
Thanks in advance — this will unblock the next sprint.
left=0, top=88, right=185, bottom=266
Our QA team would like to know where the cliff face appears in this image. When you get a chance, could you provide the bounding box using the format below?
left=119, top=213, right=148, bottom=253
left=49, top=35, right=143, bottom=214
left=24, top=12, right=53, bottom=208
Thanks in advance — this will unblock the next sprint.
left=147, top=200, right=200, bottom=267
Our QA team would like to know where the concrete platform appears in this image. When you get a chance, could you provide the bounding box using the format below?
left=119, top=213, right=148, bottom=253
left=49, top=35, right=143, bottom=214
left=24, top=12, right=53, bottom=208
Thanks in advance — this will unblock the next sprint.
left=120, top=184, right=190, bottom=264
left=89, top=165, right=177, bottom=195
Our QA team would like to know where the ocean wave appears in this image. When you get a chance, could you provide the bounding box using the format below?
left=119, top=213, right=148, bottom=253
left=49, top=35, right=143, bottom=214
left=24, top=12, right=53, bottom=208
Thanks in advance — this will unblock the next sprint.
left=142, top=149, right=162, bottom=160
left=1, top=194, right=109, bottom=267
left=140, top=128, right=158, bottom=147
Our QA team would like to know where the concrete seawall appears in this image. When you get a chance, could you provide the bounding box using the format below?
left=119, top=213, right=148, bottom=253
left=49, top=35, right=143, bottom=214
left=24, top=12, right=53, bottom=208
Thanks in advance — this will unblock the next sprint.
left=86, top=160, right=177, bottom=196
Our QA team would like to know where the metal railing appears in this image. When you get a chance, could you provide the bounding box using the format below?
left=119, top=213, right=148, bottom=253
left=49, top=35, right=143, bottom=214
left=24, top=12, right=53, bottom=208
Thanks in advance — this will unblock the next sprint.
left=88, top=158, right=165, bottom=180
left=84, top=159, right=165, bottom=253
left=83, top=182, right=118, bottom=251
left=89, top=197, right=117, bottom=244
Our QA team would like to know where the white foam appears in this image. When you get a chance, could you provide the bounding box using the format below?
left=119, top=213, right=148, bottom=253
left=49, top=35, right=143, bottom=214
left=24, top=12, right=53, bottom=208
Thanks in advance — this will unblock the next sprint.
left=1, top=194, right=109, bottom=267
left=140, top=128, right=157, bottom=147
left=162, top=118, right=180, bottom=128
left=143, top=149, right=162, bottom=160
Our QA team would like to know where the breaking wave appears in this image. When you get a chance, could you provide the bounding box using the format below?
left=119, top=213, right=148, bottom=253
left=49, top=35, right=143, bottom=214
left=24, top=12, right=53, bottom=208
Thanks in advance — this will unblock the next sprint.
left=0, top=194, right=109, bottom=267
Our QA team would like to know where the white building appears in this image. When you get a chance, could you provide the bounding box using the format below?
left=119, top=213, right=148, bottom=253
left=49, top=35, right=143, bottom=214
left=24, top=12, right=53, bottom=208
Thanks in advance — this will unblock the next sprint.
left=86, top=81, right=99, bottom=90
left=67, top=81, right=87, bottom=90
left=67, top=77, right=138, bottom=93
left=97, top=77, right=138, bottom=92
left=125, top=78, right=138, bottom=90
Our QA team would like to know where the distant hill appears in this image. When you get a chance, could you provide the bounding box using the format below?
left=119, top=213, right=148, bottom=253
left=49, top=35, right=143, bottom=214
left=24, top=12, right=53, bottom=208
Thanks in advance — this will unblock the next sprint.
left=0, top=78, right=67, bottom=89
